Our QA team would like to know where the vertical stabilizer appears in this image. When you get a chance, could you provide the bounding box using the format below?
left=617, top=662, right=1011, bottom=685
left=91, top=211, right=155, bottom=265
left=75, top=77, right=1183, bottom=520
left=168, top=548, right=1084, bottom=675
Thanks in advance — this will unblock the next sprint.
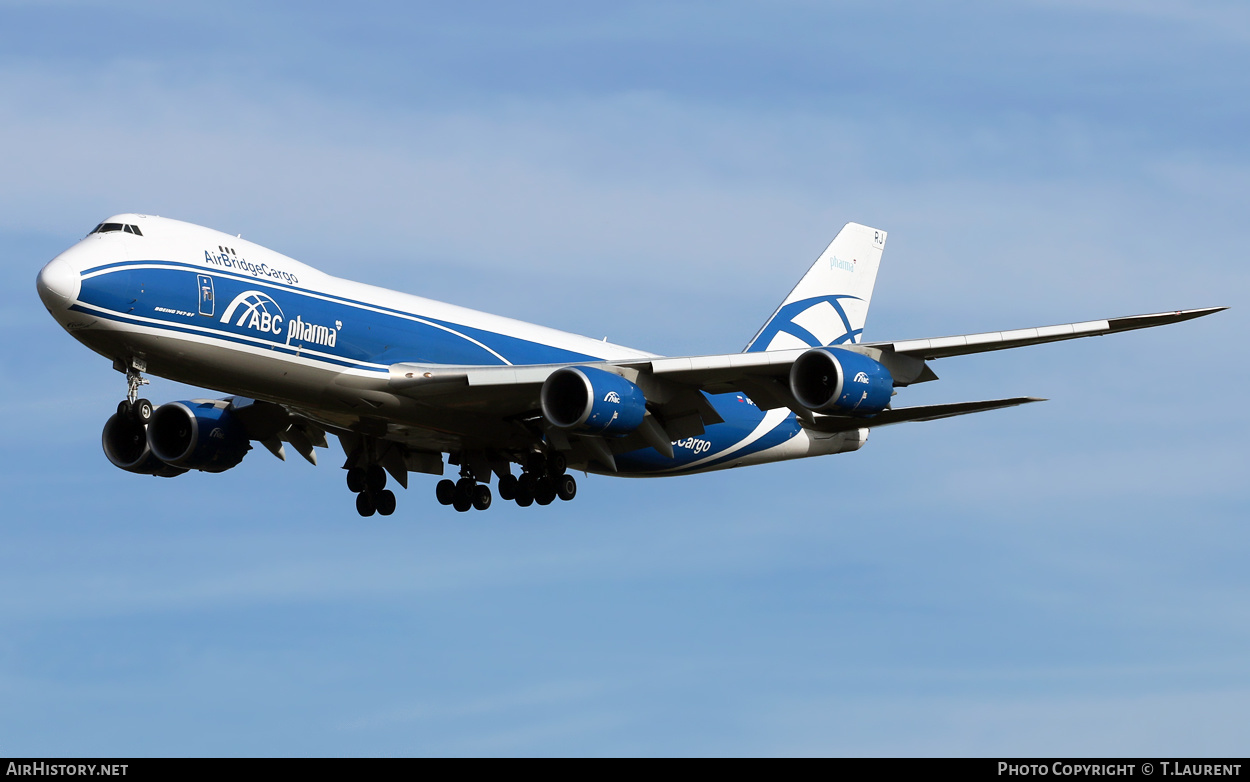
left=743, top=222, right=886, bottom=352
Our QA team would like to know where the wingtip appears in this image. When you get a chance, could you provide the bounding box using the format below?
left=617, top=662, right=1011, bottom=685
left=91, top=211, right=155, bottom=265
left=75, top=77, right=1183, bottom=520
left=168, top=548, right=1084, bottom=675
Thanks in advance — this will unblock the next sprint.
left=1181, top=306, right=1228, bottom=318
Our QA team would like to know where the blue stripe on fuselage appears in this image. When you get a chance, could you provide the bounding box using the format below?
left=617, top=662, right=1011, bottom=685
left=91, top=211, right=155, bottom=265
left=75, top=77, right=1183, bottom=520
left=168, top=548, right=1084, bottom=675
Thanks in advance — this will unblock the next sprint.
left=613, top=393, right=802, bottom=475
left=75, top=261, right=601, bottom=369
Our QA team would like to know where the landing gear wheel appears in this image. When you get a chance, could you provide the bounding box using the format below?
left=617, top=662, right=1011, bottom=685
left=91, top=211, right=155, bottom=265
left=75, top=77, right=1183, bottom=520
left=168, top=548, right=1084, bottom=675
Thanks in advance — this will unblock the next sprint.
left=515, top=474, right=535, bottom=507
left=497, top=474, right=518, bottom=501
left=472, top=485, right=492, bottom=511
left=546, top=452, right=567, bottom=476
left=117, top=400, right=132, bottom=419
left=535, top=477, right=557, bottom=506
left=453, top=478, right=475, bottom=512
left=375, top=489, right=396, bottom=516
left=556, top=474, right=577, bottom=501
left=366, top=464, right=387, bottom=493
left=347, top=467, right=367, bottom=494
left=132, top=398, right=153, bottom=424
left=435, top=479, right=456, bottom=506
left=355, top=491, right=376, bottom=517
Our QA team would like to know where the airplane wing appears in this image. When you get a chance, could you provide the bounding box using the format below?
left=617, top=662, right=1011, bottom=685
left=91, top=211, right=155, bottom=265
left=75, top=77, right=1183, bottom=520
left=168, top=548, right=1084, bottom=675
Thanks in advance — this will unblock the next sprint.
left=860, top=307, right=1226, bottom=360
left=801, top=397, right=1044, bottom=433
left=622, top=307, right=1226, bottom=387
left=385, top=307, right=1223, bottom=439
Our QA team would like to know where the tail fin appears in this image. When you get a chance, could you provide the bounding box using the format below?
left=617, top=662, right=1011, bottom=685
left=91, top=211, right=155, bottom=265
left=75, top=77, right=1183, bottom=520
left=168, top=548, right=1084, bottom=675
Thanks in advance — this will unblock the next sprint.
left=743, top=222, right=886, bottom=352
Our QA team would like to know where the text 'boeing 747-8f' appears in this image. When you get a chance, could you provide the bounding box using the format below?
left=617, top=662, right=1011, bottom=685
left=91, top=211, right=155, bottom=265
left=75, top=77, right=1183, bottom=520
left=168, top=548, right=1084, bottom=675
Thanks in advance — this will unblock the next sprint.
left=36, top=215, right=1224, bottom=515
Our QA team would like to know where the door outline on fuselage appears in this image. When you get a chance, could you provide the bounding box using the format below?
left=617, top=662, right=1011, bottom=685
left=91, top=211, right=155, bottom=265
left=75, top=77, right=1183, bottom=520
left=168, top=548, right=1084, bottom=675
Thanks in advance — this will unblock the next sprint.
left=197, top=275, right=215, bottom=317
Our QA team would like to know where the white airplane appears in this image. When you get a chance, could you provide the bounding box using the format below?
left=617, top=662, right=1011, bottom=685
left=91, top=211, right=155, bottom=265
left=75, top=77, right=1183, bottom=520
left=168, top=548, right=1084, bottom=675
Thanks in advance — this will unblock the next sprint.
left=36, top=214, right=1222, bottom=515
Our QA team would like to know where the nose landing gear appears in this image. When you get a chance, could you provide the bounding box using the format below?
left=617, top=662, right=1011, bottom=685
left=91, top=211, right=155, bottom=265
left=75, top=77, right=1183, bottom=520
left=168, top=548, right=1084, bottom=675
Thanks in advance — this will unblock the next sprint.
left=117, top=366, right=153, bottom=425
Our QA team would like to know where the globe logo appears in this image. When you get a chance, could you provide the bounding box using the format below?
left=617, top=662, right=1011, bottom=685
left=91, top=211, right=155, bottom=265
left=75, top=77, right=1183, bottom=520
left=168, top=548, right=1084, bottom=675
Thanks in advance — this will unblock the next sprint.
left=219, top=290, right=285, bottom=335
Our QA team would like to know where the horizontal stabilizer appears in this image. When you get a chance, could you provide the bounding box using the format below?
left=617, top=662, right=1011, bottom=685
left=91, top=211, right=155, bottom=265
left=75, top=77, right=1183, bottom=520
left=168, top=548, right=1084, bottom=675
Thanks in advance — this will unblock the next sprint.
left=805, top=397, right=1045, bottom=433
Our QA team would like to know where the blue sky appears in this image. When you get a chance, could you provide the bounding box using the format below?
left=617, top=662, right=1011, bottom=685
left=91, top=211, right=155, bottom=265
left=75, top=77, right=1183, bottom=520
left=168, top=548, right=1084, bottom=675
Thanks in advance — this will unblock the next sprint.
left=2, top=0, right=1247, bottom=756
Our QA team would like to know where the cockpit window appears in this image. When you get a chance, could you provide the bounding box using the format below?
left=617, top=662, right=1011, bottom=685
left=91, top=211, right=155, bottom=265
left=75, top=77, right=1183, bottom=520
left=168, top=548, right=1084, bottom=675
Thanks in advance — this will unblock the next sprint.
left=88, top=222, right=143, bottom=236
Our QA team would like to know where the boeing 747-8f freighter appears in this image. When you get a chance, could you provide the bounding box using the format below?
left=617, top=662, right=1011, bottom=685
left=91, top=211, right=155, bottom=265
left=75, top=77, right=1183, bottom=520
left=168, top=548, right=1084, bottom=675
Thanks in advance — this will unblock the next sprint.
left=36, top=214, right=1223, bottom=515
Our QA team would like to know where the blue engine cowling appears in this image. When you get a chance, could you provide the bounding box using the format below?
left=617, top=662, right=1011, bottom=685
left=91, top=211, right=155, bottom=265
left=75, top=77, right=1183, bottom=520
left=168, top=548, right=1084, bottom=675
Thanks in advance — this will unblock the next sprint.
left=540, top=366, right=648, bottom=436
left=789, top=348, right=894, bottom=416
left=147, top=400, right=251, bottom=472
left=101, top=413, right=188, bottom=477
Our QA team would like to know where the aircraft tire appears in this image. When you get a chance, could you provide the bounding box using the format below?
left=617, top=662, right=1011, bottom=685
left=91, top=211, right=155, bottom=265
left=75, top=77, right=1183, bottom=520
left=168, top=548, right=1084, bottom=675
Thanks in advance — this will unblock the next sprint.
left=376, top=489, right=396, bottom=516
left=546, top=452, right=567, bottom=477
left=366, top=464, right=387, bottom=493
left=347, top=468, right=367, bottom=494
left=435, top=479, right=456, bottom=505
left=515, top=474, right=535, bottom=507
left=453, top=479, right=474, bottom=512
left=117, top=400, right=132, bottom=419
left=535, top=477, right=556, bottom=506
left=497, top=474, right=518, bottom=501
left=133, top=398, right=153, bottom=424
left=556, top=474, right=577, bottom=501
left=472, top=485, right=492, bottom=511
left=356, top=491, right=376, bottom=517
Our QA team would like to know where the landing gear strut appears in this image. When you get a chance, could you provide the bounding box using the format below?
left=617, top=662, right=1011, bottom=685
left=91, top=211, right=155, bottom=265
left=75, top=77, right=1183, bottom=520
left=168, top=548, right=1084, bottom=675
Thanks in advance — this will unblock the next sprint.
left=117, top=367, right=153, bottom=424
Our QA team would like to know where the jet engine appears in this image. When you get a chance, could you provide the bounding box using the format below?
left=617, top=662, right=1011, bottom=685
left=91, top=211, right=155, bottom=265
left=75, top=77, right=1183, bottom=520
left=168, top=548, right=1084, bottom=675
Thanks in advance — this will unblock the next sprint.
left=147, top=400, right=251, bottom=472
left=540, top=366, right=647, bottom=436
left=101, top=413, right=188, bottom=477
left=789, top=347, right=894, bottom=416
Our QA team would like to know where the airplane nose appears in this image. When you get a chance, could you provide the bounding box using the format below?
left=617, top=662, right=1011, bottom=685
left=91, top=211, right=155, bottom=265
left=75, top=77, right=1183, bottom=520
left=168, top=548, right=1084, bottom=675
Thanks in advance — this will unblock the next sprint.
left=36, top=256, right=81, bottom=311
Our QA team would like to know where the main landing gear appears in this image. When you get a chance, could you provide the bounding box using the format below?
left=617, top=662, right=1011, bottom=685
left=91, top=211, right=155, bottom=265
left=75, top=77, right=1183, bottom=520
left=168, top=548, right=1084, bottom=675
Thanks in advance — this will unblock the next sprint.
left=434, top=451, right=577, bottom=512
left=347, top=446, right=581, bottom=516
left=494, top=452, right=576, bottom=509
left=347, top=463, right=396, bottom=517
left=435, top=465, right=493, bottom=513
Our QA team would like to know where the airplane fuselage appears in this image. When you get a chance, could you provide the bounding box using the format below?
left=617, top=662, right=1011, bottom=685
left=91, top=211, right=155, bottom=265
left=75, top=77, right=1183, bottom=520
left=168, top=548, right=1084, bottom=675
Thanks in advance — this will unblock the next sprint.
left=38, top=214, right=861, bottom=479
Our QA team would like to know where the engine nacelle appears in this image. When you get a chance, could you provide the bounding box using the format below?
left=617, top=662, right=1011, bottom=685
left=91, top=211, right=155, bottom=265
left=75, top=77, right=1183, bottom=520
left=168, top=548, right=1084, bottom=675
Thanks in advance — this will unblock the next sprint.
left=101, top=413, right=188, bottom=477
left=147, top=400, right=251, bottom=472
left=789, top=347, right=894, bottom=416
left=540, top=366, right=648, bottom=436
